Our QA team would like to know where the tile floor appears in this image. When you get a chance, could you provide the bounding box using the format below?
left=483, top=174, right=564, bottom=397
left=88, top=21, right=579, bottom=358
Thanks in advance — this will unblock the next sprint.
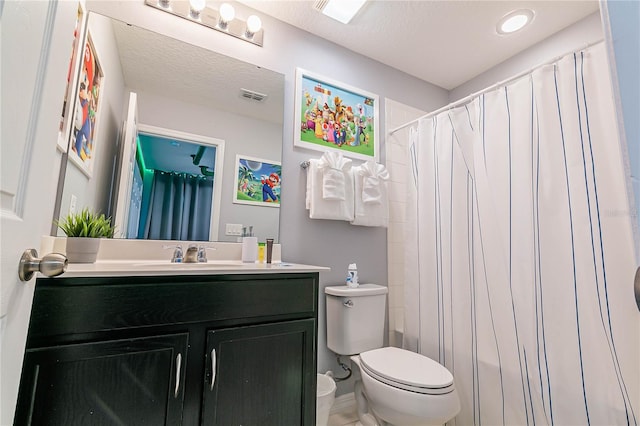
left=327, top=409, right=359, bottom=426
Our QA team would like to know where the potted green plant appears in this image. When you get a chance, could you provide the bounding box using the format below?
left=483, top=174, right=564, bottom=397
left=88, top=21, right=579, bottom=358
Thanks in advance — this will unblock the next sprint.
left=56, top=208, right=115, bottom=263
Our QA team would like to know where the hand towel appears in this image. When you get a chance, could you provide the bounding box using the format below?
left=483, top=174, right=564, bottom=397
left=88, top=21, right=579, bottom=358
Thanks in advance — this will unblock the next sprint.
left=351, top=161, right=390, bottom=227
left=317, top=151, right=352, bottom=201
left=305, top=155, right=354, bottom=221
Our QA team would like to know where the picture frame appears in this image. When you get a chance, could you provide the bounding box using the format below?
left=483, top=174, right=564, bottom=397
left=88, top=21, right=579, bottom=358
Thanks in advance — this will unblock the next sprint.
left=57, top=3, right=88, bottom=152
left=294, top=67, right=379, bottom=161
left=67, top=29, right=105, bottom=178
left=233, top=154, right=282, bottom=208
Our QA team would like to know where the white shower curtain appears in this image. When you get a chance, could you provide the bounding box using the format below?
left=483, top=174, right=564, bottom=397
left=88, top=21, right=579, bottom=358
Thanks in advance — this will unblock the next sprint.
left=404, top=43, right=639, bottom=426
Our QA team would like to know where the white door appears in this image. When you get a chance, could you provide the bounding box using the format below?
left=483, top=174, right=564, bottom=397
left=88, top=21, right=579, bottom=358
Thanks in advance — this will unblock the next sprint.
left=113, top=92, right=138, bottom=236
left=1, top=1, right=76, bottom=422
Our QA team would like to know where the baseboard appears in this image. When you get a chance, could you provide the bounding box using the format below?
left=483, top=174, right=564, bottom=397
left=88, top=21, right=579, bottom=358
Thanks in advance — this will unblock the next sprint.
left=330, top=392, right=356, bottom=415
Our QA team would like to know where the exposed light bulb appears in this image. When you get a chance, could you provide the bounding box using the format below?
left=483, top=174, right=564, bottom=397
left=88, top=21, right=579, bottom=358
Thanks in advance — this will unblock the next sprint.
left=245, top=15, right=262, bottom=37
left=189, top=0, right=206, bottom=19
left=218, top=2, right=235, bottom=29
left=144, top=0, right=263, bottom=46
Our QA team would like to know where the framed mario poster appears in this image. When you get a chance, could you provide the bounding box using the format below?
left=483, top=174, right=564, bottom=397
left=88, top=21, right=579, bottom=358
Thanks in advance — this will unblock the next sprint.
left=233, top=154, right=281, bottom=208
left=67, top=30, right=104, bottom=178
left=294, top=67, right=379, bottom=161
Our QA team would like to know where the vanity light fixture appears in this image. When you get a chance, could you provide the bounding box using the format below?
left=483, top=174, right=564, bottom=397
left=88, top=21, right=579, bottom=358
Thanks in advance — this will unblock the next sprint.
left=188, top=0, right=206, bottom=20
left=218, top=3, right=235, bottom=29
left=146, top=0, right=264, bottom=47
left=245, top=15, right=262, bottom=39
left=314, top=0, right=367, bottom=24
left=497, top=9, right=534, bottom=35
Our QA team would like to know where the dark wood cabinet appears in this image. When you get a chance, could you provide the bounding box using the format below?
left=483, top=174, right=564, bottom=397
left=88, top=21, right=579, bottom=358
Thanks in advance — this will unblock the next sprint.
left=15, top=272, right=319, bottom=426
left=17, top=334, right=188, bottom=425
left=202, top=320, right=315, bottom=426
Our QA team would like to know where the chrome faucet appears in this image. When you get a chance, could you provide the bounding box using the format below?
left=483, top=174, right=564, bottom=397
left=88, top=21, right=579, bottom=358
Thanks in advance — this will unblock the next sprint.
left=184, top=245, right=199, bottom=263
left=164, top=243, right=215, bottom=263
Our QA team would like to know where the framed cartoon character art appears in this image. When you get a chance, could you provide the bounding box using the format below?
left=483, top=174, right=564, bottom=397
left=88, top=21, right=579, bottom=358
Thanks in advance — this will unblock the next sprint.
left=67, top=30, right=104, bottom=178
left=57, top=3, right=87, bottom=152
left=294, top=67, right=379, bottom=161
left=233, top=155, right=282, bottom=208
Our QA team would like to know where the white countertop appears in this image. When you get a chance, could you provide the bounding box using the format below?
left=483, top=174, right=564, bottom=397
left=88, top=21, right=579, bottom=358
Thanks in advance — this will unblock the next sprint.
left=39, top=237, right=329, bottom=278
left=51, top=260, right=329, bottom=278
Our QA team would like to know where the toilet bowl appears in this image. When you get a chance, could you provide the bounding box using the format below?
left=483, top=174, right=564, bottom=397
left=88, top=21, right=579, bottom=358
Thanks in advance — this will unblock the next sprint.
left=324, top=284, right=460, bottom=426
left=352, top=347, right=460, bottom=426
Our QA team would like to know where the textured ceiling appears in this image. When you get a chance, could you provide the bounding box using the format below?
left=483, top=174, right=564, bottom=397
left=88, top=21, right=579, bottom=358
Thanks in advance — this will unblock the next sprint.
left=238, top=0, right=600, bottom=90
left=138, top=133, right=217, bottom=176
left=111, top=19, right=284, bottom=124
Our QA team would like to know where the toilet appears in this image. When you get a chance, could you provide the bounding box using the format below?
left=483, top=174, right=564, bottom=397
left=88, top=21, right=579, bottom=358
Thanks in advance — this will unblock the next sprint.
left=325, top=284, right=460, bottom=426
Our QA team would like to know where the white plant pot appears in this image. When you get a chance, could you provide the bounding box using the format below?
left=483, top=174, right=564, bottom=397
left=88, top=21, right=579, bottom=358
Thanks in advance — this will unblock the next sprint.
left=65, top=237, right=101, bottom=263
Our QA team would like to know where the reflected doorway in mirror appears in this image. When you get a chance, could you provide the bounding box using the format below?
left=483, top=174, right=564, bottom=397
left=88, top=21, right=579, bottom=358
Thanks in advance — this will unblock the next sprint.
left=112, top=108, right=225, bottom=241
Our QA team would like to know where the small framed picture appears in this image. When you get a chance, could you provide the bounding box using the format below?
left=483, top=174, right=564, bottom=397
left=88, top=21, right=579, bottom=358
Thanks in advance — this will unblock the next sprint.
left=57, top=3, right=88, bottom=152
left=233, top=155, right=282, bottom=208
left=294, top=67, right=379, bottom=161
left=67, top=29, right=104, bottom=178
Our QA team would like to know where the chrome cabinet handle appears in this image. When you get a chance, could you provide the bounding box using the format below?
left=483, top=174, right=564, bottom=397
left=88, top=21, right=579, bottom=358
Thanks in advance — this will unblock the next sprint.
left=18, top=249, right=67, bottom=281
left=174, top=353, right=182, bottom=398
left=210, top=348, right=217, bottom=390
left=343, top=299, right=354, bottom=308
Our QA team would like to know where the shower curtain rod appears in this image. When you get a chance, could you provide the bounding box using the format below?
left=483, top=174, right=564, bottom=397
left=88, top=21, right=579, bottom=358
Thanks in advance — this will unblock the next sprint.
left=388, top=39, right=604, bottom=135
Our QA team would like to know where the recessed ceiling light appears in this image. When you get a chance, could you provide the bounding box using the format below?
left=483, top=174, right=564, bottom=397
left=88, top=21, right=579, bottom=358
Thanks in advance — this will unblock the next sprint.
left=314, top=0, right=367, bottom=24
left=497, top=9, right=534, bottom=35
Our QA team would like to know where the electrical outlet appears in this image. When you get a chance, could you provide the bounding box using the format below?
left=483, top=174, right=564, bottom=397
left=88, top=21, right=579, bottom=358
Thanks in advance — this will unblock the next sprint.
left=69, top=194, right=77, bottom=215
left=225, top=223, right=243, bottom=236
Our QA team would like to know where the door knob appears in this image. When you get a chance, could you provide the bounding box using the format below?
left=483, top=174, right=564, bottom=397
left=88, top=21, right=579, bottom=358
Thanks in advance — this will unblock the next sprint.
left=18, top=249, right=67, bottom=281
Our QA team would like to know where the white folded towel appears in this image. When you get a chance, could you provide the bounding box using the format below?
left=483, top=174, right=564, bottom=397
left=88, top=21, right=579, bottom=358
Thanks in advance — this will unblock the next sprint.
left=351, top=160, right=390, bottom=227
left=305, top=153, right=354, bottom=221
left=317, top=151, right=352, bottom=200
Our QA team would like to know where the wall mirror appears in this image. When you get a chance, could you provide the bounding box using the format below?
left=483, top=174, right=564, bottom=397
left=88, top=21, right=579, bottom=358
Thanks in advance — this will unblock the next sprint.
left=55, top=10, right=284, bottom=242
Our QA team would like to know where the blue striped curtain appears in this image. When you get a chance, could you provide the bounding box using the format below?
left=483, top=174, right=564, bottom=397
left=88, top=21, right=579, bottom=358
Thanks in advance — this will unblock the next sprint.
left=143, top=171, right=213, bottom=241
left=405, top=43, right=639, bottom=426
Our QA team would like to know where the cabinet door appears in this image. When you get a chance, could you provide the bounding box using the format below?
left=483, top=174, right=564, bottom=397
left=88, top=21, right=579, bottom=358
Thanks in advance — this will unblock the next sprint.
left=202, top=319, right=316, bottom=426
left=15, top=333, right=189, bottom=425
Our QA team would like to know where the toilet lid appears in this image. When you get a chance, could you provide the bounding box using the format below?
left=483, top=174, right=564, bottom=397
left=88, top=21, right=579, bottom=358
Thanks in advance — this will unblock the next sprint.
left=360, top=347, right=454, bottom=394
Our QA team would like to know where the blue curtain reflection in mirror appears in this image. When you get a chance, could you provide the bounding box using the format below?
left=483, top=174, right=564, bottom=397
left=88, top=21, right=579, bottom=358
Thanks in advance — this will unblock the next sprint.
left=143, top=171, right=213, bottom=240
left=124, top=132, right=217, bottom=240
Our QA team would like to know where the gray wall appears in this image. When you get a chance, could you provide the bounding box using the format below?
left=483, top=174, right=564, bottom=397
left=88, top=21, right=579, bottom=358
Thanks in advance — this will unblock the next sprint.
left=135, top=91, right=282, bottom=243
left=602, top=0, right=640, bottom=255
left=86, top=0, right=450, bottom=395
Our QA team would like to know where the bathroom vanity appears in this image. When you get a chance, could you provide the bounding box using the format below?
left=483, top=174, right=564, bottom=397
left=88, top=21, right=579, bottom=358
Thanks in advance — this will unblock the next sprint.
left=14, top=267, right=321, bottom=425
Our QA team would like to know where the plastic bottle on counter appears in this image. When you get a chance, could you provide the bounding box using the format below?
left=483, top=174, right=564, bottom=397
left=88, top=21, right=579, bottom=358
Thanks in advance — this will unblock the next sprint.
left=346, top=263, right=359, bottom=288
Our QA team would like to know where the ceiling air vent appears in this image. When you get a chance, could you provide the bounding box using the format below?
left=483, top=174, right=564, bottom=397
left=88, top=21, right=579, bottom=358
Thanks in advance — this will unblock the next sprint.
left=313, top=0, right=329, bottom=12
left=240, top=88, right=267, bottom=102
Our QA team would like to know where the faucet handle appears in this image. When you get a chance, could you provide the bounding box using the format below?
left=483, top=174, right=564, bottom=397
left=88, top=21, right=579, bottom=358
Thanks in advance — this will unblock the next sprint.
left=163, top=244, right=184, bottom=263
left=197, top=245, right=217, bottom=263
left=197, top=245, right=207, bottom=263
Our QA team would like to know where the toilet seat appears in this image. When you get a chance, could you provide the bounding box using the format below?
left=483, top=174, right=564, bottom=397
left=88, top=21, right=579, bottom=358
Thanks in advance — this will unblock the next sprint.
left=360, top=347, right=455, bottom=395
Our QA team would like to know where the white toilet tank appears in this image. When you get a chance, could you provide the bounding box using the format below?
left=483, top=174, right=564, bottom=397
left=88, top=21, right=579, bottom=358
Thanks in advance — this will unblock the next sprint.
left=325, top=284, right=388, bottom=355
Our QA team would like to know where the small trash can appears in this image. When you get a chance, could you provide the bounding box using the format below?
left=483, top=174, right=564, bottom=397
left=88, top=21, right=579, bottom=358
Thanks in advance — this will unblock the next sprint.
left=316, top=373, right=336, bottom=426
